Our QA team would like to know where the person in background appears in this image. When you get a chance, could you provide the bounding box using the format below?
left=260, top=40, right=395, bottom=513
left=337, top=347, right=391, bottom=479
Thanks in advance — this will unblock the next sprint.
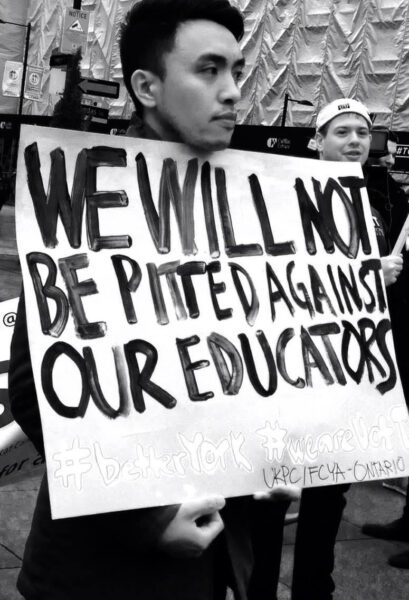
left=366, top=130, right=408, bottom=245
left=8, top=1, right=298, bottom=599
left=244, top=98, right=404, bottom=600
left=362, top=132, right=409, bottom=569
left=291, top=99, right=403, bottom=600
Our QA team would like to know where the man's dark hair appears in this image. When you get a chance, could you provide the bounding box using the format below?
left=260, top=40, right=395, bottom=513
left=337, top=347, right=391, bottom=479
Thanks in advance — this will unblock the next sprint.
left=120, top=0, right=244, bottom=115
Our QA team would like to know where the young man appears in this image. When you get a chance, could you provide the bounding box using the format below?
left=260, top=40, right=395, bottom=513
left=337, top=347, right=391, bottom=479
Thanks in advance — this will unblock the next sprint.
left=290, top=98, right=403, bottom=600
left=9, top=1, right=297, bottom=599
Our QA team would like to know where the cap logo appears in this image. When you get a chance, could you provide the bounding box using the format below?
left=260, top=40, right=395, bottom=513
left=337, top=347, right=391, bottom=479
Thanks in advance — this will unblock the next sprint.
left=337, top=103, right=350, bottom=110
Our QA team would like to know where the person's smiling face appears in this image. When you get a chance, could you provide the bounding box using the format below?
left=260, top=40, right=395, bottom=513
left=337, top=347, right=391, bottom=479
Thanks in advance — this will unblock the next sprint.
left=317, top=113, right=372, bottom=165
left=142, top=19, right=244, bottom=152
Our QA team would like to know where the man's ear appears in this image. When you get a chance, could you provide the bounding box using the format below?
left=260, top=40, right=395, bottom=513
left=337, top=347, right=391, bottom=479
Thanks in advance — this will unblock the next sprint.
left=315, top=131, right=324, bottom=154
left=130, top=70, right=160, bottom=109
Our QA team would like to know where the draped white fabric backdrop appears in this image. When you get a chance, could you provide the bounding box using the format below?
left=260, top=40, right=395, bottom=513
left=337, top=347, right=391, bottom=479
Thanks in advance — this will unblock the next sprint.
left=1, top=0, right=409, bottom=128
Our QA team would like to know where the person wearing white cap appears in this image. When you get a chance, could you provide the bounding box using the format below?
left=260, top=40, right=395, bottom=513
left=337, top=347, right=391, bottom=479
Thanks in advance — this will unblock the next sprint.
left=290, top=98, right=403, bottom=600
left=315, top=98, right=403, bottom=285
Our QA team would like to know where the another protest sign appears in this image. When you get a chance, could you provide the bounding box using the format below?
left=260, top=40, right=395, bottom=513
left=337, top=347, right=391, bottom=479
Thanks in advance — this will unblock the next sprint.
left=15, top=124, right=409, bottom=519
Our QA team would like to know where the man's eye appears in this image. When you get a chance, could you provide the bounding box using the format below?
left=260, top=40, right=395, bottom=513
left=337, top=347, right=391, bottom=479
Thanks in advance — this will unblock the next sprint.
left=234, top=70, right=243, bottom=82
left=201, top=66, right=218, bottom=76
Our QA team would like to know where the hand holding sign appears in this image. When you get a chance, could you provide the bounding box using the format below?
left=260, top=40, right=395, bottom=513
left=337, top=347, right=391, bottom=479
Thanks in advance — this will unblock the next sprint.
left=160, top=496, right=225, bottom=557
left=381, top=254, right=403, bottom=286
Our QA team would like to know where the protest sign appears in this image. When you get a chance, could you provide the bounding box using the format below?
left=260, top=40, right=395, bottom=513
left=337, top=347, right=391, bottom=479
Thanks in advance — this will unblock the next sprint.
left=15, top=124, right=409, bottom=519
left=0, top=297, right=44, bottom=485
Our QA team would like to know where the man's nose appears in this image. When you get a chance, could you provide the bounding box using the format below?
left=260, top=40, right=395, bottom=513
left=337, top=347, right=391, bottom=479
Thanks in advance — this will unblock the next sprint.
left=219, top=74, right=241, bottom=103
left=348, top=131, right=360, bottom=144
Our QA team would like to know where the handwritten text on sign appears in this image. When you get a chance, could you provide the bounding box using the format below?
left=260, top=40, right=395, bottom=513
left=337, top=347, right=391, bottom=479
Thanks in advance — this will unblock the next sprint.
left=15, top=125, right=409, bottom=518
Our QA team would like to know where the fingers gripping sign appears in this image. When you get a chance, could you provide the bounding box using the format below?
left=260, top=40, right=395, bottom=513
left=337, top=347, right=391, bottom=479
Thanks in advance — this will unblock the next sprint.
left=253, top=484, right=301, bottom=503
left=159, top=496, right=226, bottom=557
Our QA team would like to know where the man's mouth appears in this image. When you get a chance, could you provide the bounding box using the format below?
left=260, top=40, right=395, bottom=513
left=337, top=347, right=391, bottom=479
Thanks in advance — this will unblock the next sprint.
left=212, top=112, right=237, bottom=125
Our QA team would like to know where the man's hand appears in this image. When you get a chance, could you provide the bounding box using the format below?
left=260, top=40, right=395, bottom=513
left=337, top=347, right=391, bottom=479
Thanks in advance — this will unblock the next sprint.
left=253, top=484, right=301, bottom=502
left=159, top=497, right=225, bottom=557
left=381, top=255, right=403, bottom=286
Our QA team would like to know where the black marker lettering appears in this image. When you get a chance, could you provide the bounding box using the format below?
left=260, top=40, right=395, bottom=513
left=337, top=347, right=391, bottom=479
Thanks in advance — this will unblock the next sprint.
left=215, top=167, right=262, bottom=257
left=83, top=346, right=128, bottom=418
left=135, top=153, right=198, bottom=254
left=207, top=332, right=243, bottom=394
left=287, top=261, right=314, bottom=317
left=176, top=335, right=213, bottom=401
left=308, top=265, right=336, bottom=315
left=207, top=261, right=232, bottom=320
left=111, top=255, right=142, bottom=324
left=229, top=262, right=259, bottom=325
left=339, top=176, right=372, bottom=254
left=124, top=339, right=177, bottom=412
left=147, top=262, right=169, bottom=325
left=375, top=319, right=397, bottom=394
left=177, top=261, right=206, bottom=319
left=158, top=261, right=187, bottom=321
left=308, top=323, right=346, bottom=385
left=86, top=147, right=131, bottom=251
left=59, top=253, right=106, bottom=339
left=201, top=161, right=220, bottom=258
left=301, top=326, right=334, bottom=386
left=337, top=264, right=363, bottom=314
left=276, top=329, right=305, bottom=388
left=41, top=342, right=90, bottom=418
left=26, top=252, right=68, bottom=337
left=248, top=173, right=295, bottom=255
left=295, top=177, right=334, bottom=255
left=266, top=263, right=294, bottom=321
left=239, top=330, right=277, bottom=397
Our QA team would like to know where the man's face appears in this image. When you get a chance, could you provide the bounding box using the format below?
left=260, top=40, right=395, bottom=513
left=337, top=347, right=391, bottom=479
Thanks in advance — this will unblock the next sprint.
left=378, top=140, right=397, bottom=170
left=316, top=113, right=371, bottom=165
left=146, top=19, right=244, bottom=152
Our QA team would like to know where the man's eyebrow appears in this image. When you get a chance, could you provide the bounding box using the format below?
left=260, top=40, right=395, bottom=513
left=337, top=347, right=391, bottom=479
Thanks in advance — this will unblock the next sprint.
left=196, top=53, right=245, bottom=68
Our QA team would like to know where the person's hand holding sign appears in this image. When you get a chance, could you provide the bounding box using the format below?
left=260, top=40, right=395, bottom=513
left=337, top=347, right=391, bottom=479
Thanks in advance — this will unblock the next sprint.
left=253, top=484, right=301, bottom=502
left=160, top=497, right=226, bottom=557
left=381, top=254, right=403, bottom=286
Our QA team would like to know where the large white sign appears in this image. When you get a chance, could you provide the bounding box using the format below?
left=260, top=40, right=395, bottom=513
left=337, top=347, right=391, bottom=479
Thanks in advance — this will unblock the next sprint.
left=15, top=125, right=409, bottom=519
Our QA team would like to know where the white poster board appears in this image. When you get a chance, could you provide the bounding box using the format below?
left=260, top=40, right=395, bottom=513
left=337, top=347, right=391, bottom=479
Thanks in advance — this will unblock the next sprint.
left=15, top=125, right=409, bottom=519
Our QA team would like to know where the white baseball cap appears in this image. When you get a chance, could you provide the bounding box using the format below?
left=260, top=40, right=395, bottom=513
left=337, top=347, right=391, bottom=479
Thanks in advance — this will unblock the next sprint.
left=316, top=98, right=372, bottom=131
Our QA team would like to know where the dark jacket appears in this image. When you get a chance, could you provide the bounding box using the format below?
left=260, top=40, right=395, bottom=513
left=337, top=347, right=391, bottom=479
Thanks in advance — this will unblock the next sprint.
left=9, top=117, right=254, bottom=600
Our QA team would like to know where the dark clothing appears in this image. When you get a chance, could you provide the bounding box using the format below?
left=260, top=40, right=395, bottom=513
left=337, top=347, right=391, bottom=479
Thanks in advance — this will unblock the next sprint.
left=291, top=484, right=349, bottom=600
left=248, top=498, right=291, bottom=600
left=9, top=119, right=254, bottom=600
left=368, top=170, right=409, bottom=521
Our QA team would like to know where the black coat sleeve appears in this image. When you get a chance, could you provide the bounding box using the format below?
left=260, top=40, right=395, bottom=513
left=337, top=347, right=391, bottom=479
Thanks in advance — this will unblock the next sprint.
left=9, top=291, right=45, bottom=456
left=8, top=291, right=179, bottom=550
